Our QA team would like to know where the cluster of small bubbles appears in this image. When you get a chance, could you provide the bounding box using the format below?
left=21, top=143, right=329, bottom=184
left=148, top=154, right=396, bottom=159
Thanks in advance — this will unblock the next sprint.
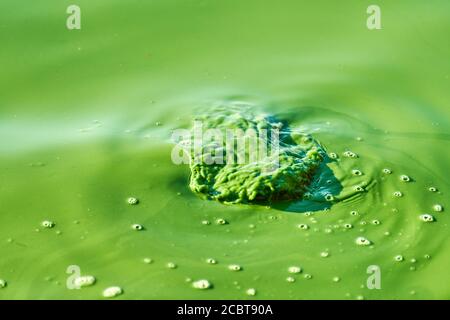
left=304, top=274, right=312, bottom=280
left=400, top=175, right=411, bottom=182
left=355, top=237, right=371, bottom=246
left=286, top=276, right=295, bottom=283
left=328, top=152, right=338, bottom=159
left=0, top=279, right=6, bottom=288
left=102, top=286, right=123, bottom=298
left=324, top=194, right=334, bottom=201
left=394, top=255, right=404, bottom=262
left=350, top=210, right=358, bottom=216
left=433, top=204, right=443, bottom=212
left=332, top=276, right=340, bottom=283
left=419, top=214, right=435, bottom=222
left=201, top=220, right=211, bottom=225
left=74, top=275, right=96, bottom=288
left=246, top=288, right=256, bottom=296
left=298, top=224, right=309, bottom=230
left=372, top=220, right=381, bottom=225
left=216, top=218, right=227, bottom=225
left=127, top=197, right=139, bottom=205
left=192, top=279, right=212, bottom=289
left=354, top=186, right=364, bottom=192
left=131, top=224, right=144, bottom=231
left=320, top=251, right=330, bottom=258
left=352, top=169, right=363, bottom=176
left=228, top=264, right=242, bottom=271
left=393, top=191, right=403, bottom=197
left=382, top=168, right=392, bottom=174
left=41, top=220, right=55, bottom=228
left=167, top=262, right=177, bottom=269
left=344, top=223, right=353, bottom=229
left=288, top=266, right=302, bottom=274
left=143, top=258, right=153, bottom=264
left=206, top=258, right=217, bottom=265
left=343, top=151, right=358, bottom=158
left=428, top=187, right=437, bottom=192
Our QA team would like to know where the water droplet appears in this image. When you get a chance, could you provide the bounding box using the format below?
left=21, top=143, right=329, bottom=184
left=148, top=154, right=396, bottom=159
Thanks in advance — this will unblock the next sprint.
left=216, top=218, right=227, bottom=225
left=143, top=258, right=153, bottom=264
left=352, top=169, right=363, bottom=176
left=424, top=254, right=431, bottom=259
left=433, top=204, right=443, bottom=212
left=344, top=223, right=353, bottom=229
left=356, top=295, right=364, bottom=300
left=419, top=214, right=434, bottom=222
left=304, top=274, right=312, bottom=280
left=206, top=258, right=217, bottom=264
left=350, top=210, right=358, bottom=216
left=192, top=279, right=212, bottom=289
left=131, top=224, right=144, bottom=231
left=74, top=275, right=96, bottom=288
left=343, top=151, right=358, bottom=158
left=286, top=276, right=295, bottom=283
left=288, top=266, right=302, bottom=274
left=102, top=286, right=123, bottom=298
left=325, top=194, right=334, bottom=201
left=333, top=276, right=340, bottom=283
left=428, top=187, right=437, bottom=192
left=410, top=258, right=417, bottom=263
left=393, top=191, right=403, bottom=197
left=354, top=186, right=364, bottom=192
left=394, top=255, right=404, bottom=262
left=372, top=220, right=381, bottom=225
left=320, top=251, right=330, bottom=258
left=127, top=197, right=139, bottom=205
left=400, top=175, right=411, bottom=182
left=298, top=224, right=309, bottom=230
left=201, top=220, right=211, bottom=225
left=382, top=168, right=392, bottom=174
left=167, top=262, right=177, bottom=269
left=228, top=264, right=242, bottom=271
left=41, top=220, right=55, bottom=228
left=355, top=237, right=371, bottom=246
left=328, top=152, right=338, bottom=159
left=246, top=288, right=256, bottom=296
left=0, top=279, right=6, bottom=288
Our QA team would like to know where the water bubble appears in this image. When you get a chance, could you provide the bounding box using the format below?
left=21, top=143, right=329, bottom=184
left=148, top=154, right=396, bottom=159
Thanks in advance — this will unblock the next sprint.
left=74, top=275, right=96, bottom=288
left=393, top=191, right=403, bottom=197
left=428, top=187, right=438, bottom=192
left=127, top=197, right=139, bottom=205
left=102, top=286, right=123, bottom=298
left=410, top=258, right=417, bottom=263
left=350, top=210, right=358, bottom=216
left=333, top=276, right=340, bottom=283
left=201, top=220, right=211, bottom=225
left=246, top=288, right=256, bottom=296
left=400, top=175, right=411, bottom=182
left=354, top=186, right=364, bottom=192
left=329, top=152, right=338, bottom=159
left=433, top=204, right=443, bottom=212
left=344, top=223, right=353, bottom=229
left=206, top=258, right=217, bottom=265
left=192, top=279, right=212, bottom=289
left=382, top=168, right=392, bottom=174
left=352, top=169, right=363, bottom=176
left=288, top=266, right=302, bottom=274
left=320, top=251, right=330, bottom=258
left=0, top=279, right=6, bottom=288
left=343, top=151, right=358, bottom=158
left=394, top=255, right=404, bottom=262
left=298, top=224, right=309, bottom=230
left=419, top=214, right=434, bottom=223
left=131, top=224, right=144, bottom=231
left=228, top=264, right=242, bottom=271
left=216, top=218, right=227, bottom=225
left=355, top=237, right=371, bottom=246
left=41, top=220, right=55, bottom=228
left=142, top=257, right=153, bottom=264
left=324, top=194, right=334, bottom=201
left=304, top=274, right=312, bottom=280
left=286, top=276, right=295, bottom=283
left=372, top=220, right=381, bottom=225
left=167, top=262, right=177, bottom=269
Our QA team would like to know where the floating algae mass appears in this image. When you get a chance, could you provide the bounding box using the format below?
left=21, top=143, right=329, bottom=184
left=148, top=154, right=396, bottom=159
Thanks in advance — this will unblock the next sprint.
left=186, top=103, right=326, bottom=203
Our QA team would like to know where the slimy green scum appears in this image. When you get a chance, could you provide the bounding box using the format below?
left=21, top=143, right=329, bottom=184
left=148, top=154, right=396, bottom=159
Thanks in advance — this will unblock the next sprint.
left=186, top=103, right=325, bottom=203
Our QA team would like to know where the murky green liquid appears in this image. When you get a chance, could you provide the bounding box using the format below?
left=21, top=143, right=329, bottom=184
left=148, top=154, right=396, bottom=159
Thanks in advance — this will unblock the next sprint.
left=1, top=0, right=449, bottom=299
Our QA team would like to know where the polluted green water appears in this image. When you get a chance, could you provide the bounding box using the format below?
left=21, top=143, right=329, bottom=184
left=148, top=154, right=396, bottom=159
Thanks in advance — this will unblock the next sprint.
left=0, top=1, right=449, bottom=299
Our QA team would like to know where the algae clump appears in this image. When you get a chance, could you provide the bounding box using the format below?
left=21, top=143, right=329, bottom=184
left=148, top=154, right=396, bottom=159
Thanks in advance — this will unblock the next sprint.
left=185, top=103, right=325, bottom=204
